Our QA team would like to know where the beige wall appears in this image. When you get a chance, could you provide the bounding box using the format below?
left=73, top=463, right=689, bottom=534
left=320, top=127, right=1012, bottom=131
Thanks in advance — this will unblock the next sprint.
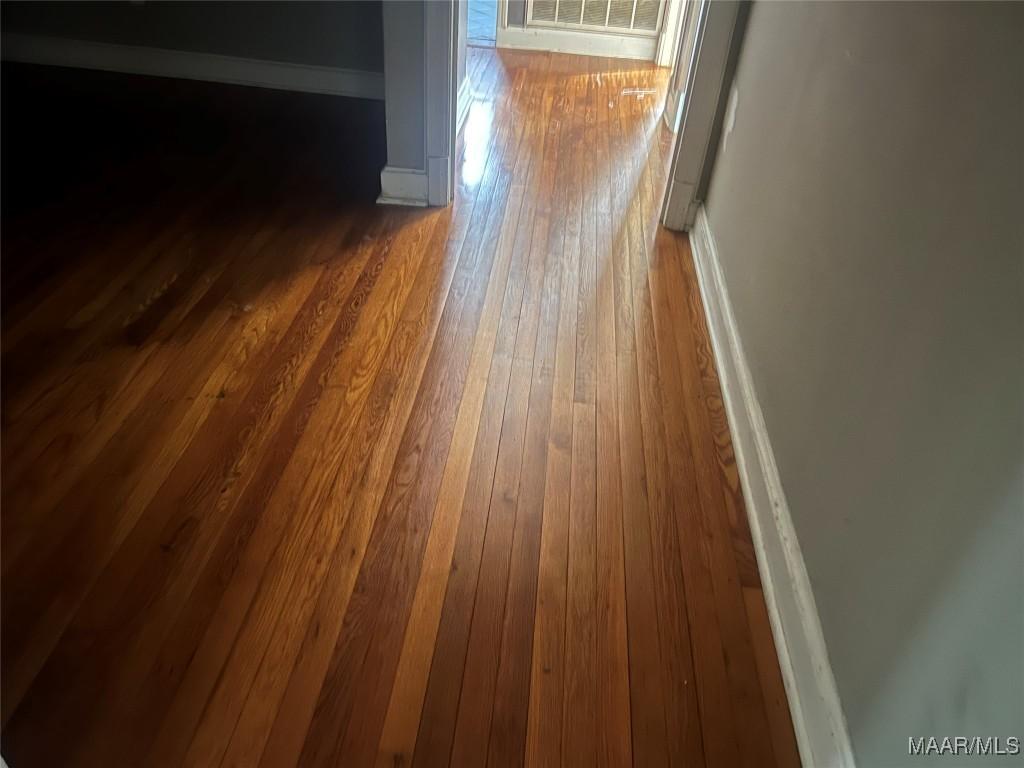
left=1, top=1, right=384, bottom=72
left=703, top=2, right=1024, bottom=765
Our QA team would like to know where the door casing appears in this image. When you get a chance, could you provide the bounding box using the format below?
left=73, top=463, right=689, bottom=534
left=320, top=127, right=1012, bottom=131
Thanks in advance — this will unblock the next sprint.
left=661, top=0, right=746, bottom=230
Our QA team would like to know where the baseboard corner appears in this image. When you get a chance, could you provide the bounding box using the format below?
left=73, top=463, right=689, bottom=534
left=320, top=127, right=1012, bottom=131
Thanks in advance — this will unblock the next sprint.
left=377, top=166, right=429, bottom=207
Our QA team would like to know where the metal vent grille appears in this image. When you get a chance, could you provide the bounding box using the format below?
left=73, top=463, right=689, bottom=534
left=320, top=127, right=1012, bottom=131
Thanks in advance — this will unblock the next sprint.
left=607, top=0, right=634, bottom=29
left=632, top=0, right=660, bottom=30
left=533, top=0, right=557, bottom=22
left=557, top=0, right=584, bottom=23
left=581, top=0, right=609, bottom=25
left=527, top=0, right=664, bottom=36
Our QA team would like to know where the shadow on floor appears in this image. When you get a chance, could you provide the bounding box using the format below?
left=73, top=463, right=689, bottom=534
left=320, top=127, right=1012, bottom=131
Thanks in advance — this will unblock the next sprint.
left=1, top=63, right=387, bottom=310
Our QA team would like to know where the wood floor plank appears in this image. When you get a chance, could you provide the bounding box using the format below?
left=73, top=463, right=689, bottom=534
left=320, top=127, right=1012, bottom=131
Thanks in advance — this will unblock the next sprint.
left=376, top=66, right=534, bottom=768
left=2, top=49, right=800, bottom=768
left=0, top=203, right=346, bottom=742
left=0, top=178, right=181, bottom=344
left=0, top=173, right=268, bottom=564
left=562, top=401, right=598, bottom=767
left=590, top=57, right=635, bottom=768
left=75, top=224, right=375, bottom=768
left=442, top=61, right=569, bottom=768
left=1, top=171, right=228, bottom=393
left=624, top=72, right=707, bottom=768
left=249, top=126, right=493, bottom=768
left=5, top=226, right=363, bottom=766
left=743, top=587, right=803, bottom=768
left=608, top=65, right=671, bottom=768
left=1, top=165, right=258, bottom=470
left=176, top=215, right=441, bottom=768
left=487, top=61, right=582, bottom=768
left=250, top=148, right=496, bottom=768
left=242, top=56, right=528, bottom=768
left=672, top=229, right=763, bottom=588
left=523, top=223, right=576, bottom=765
left=253, top=211, right=464, bottom=768
left=158, top=113, right=478, bottom=768
left=211, top=210, right=460, bottom=768
left=547, top=65, right=595, bottom=768
left=293, top=63, right=541, bottom=768
left=521, top=63, right=584, bottom=768
left=411, top=56, right=558, bottom=768
left=648, top=226, right=744, bottom=768
left=3, top=198, right=315, bottom=565
left=666, top=187, right=796, bottom=768
left=632, top=71, right=749, bottom=764
left=129, top=213, right=405, bottom=768
left=663, top=231, right=779, bottom=768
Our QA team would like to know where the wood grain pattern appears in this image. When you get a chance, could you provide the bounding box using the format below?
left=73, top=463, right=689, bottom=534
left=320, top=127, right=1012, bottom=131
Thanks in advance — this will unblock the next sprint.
left=2, top=48, right=799, bottom=768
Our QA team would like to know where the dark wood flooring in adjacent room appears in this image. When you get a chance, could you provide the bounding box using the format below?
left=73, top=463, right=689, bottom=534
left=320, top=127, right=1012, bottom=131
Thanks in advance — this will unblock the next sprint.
left=1, top=48, right=800, bottom=767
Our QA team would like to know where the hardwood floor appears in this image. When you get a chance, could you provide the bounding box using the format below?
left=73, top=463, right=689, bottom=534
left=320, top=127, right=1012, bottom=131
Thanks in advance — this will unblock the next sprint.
left=1, top=48, right=800, bottom=767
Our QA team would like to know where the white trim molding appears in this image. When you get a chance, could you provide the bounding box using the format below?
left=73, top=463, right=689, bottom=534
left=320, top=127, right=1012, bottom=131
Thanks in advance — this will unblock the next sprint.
left=376, top=0, right=454, bottom=209
left=378, top=166, right=429, bottom=208
left=423, top=0, right=457, bottom=206
left=656, top=0, right=686, bottom=68
left=689, top=206, right=856, bottom=768
left=661, top=0, right=740, bottom=230
left=456, top=75, right=472, bottom=136
left=0, top=33, right=384, bottom=100
left=497, top=25, right=656, bottom=61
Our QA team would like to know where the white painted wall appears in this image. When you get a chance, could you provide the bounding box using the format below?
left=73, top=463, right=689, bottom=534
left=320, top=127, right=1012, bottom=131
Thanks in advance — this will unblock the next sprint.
left=0, top=1, right=384, bottom=71
left=702, top=2, right=1024, bottom=765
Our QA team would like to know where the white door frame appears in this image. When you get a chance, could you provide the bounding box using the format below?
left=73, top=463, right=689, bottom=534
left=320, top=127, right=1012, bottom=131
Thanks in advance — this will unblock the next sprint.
left=655, top=0, right=687, bottom=68
left=379, top=0, right=457, bottom=207
left=661, top=0, right=743, bottom=230
left=425, top=0, right=458, bottom=205
left=661, top=0, right=699, bottom=132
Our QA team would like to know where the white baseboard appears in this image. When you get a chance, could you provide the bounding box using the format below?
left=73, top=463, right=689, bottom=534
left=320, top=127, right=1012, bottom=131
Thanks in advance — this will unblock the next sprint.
left=496, top=25, right=656, bottom=61
left=1, top=33, right=384, bottom=100
left=425, top=155, right=451, bottom=207
left=456, top=76, right=472, bottom=137
left=377, top=166, right=429, bottom=207
left=689, top=206, right=856, bottom=768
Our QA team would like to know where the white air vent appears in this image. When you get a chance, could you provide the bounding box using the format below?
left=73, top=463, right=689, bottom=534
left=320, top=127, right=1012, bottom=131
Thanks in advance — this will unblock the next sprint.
left=528, top=0, right=664, bottom=36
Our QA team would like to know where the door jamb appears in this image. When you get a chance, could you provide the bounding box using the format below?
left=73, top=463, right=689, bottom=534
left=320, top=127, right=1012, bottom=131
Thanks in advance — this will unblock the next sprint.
left=655, top=0, right=687, bottom=68
left=661, top=0, right=745, bottom=230
left=425, top=0, right=458, bottom=205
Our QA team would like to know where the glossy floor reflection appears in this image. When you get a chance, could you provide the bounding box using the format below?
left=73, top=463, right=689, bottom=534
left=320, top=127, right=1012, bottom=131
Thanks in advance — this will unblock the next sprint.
left=1, top=47, right=800, bottom=768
